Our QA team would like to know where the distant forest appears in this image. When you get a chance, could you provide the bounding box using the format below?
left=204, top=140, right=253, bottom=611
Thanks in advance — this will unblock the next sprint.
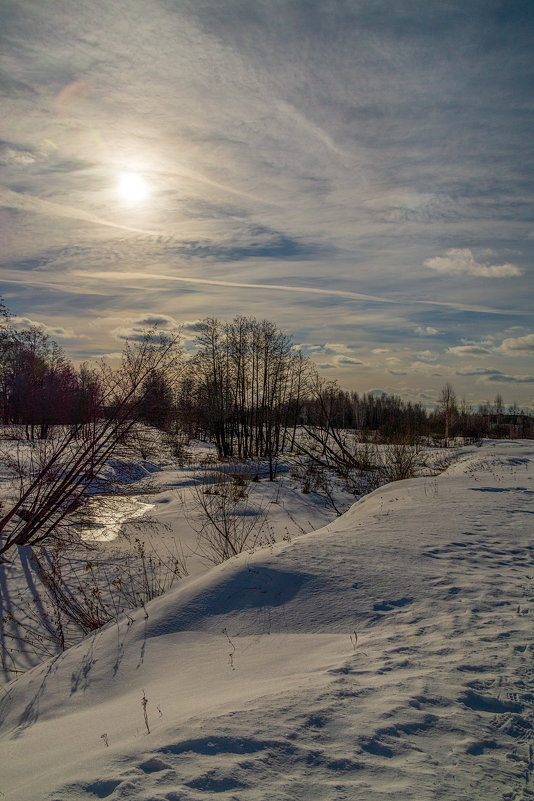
left=1, top=298, right=532, bottom=452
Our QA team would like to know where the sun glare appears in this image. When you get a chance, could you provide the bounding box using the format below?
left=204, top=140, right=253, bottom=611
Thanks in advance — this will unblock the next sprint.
left=117, top=171, right=149, bottom=204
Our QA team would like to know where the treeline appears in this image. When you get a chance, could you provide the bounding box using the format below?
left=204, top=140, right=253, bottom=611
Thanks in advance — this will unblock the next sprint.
left=1, top=300, right=532, bottom=452
left=298, top=383, right=533, bottom=443
left=0, top=302, right=101, bottom=439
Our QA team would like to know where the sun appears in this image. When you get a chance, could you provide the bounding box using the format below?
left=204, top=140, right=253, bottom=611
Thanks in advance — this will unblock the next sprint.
left=117, top=171, right=149, bottom=204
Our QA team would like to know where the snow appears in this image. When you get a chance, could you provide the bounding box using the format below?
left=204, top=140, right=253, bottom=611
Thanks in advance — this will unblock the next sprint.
left=1, top=439, right=533, bottom=800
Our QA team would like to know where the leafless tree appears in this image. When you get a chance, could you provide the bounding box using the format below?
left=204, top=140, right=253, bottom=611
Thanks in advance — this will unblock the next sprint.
left=0, top=329, right=182, bottom=561
left=188, top=316, right=310, bottom=475
left=438, top=382, right=457, bottom=446
left=296, top=376, right=424, bottom=492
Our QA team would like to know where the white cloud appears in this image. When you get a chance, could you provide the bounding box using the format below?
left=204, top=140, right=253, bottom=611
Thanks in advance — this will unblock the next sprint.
left=325, top=342, right=356, bottom=352
left=415, top=350, right=439, bottom=362
left=460, top=337, right=494, bottom=347
left=424, top=249, right=523, bottom=278
left=498, top=333, right=534, bottom=353
left=306, top=344, right=329, bottom=353
left=409, top=360, right=450, bottom=375
left=93, top=351, right=123, bottom=361
left=301, top=343, right=363, bottom=358
left=12, top=316, right=86, bottom=340
left=336, top=356, right=365, bottom=367
left=414, top=326, right=439, bottom=336
left=447, top=345, right=492, bottom=357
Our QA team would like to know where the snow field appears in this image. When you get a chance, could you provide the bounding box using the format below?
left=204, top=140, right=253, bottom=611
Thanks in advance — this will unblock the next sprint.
left=0, top=440, right=533, bottom=800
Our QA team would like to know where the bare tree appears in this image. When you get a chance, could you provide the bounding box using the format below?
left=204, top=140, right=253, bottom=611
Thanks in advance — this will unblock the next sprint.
left=188, top=316, right=309, bottom=472
left=0, top=329, right=182, bottom=561
left=438, top=382, right=457, bottom=446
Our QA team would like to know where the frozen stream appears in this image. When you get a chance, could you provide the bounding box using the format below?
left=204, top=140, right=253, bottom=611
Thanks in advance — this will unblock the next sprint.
left=79, top=496, right=155, bottom=542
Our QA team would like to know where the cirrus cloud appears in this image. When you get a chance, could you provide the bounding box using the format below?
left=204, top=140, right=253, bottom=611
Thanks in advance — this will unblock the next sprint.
left=424, top=249, right=523, bottom=278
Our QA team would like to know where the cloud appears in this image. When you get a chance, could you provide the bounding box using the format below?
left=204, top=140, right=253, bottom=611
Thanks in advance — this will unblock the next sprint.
left=424, top=249, right=523, bottom=278
left=316, top=362, right=336, bottom=370
left=111, top=329, right=172, bottom=343
left=336, top=356, right=365, bottom=366
left=325, top=342, right=360, bottom=352
left=300, top=342, right=366, bottom=360
left=363, top=191, right=459, bottom=224
left=133, top=314, right=178, bottom=329
left=303, top=344, right=331, bottom=353
left=409, top=360, right=449, bottom=374
left=414, top=326, right=439, bottom=336
left=486, top=373, right=534, bottom=384
left=447, top=345, right=492, bottom=357
left=167, top=226, right=330, bottom=262
left=456, top=367, right=501, bottom=377
left=111, top=313, right=180, bottom=342
left=74, top=271, right=401, bottom=307
left=498, top=333, right=534, bottom=353
left=415, top=350, right=439, bottom=362
left=74, top=270, right=518, bottom=316
left=460, top=337, right=495, bottom=347
left=12, top=316, right=86, bottom=340
left=0, top=189, right=159, bottom=237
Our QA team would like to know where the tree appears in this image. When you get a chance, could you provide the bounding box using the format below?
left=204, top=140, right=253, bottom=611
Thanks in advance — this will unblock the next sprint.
left=188, top=316, right=310, bottom=474
left=438, top=383, right=457, bottom=445
left=0, top=314, right=79, bottom=438
left=140, top=369, right=175, bottom=430
left=0, top=328, right=182, bottom=561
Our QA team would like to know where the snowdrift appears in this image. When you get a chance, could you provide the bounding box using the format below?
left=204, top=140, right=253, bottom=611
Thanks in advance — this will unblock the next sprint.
left=1, top=440, right=533, bottom=800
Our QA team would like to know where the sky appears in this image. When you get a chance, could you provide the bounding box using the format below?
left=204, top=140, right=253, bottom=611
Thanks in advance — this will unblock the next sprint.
left=1, top=0, right=533, bottom=409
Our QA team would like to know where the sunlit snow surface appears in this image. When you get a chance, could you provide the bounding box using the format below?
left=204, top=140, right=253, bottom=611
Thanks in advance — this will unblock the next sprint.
left=0, top=440, right=533, bottom=800
left=79, top=496, right=155, bottom=542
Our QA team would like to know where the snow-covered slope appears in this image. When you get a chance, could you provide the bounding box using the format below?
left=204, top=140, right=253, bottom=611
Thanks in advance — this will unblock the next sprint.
left=1, top=440, right=533, bottom=800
